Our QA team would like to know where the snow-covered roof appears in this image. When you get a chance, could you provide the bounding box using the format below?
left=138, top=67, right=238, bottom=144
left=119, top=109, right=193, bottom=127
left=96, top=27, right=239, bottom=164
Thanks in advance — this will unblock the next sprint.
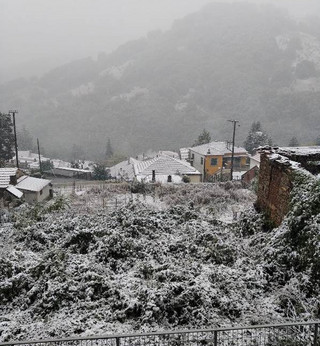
left=16, top=176, right=51, bottom=192
left=232, top=171, right=247, bottom=180
left=6, top=185, right=23, bottom=199
left=109, top=158, right=139, bottom=180
left=53, top=167, right=91, bottom=173
left=179, top=147, right=190, bottom=161
left=190, top=141, right=247, bottom=156
left=110, top=155, right=201, bottom=181
left=277, top=146, right=320, bottom=157
left=0, top=168, right=18, bottom=189
left=135, top=155, right=201, bottom=177
left=158, top=150, right=179, bottom=159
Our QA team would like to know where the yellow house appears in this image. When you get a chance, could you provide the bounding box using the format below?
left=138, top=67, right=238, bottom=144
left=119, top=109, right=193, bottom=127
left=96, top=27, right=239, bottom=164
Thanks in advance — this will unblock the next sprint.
left=189, top=142, right=249, bottom=182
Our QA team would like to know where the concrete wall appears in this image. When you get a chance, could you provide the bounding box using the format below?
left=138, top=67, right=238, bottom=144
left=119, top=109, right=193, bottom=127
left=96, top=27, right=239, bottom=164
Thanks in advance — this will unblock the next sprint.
left=188, top=174, right=201, bottom=183
left=22, top=185, right=51, bottom=204
left=256, top=153, right=293, bottom=226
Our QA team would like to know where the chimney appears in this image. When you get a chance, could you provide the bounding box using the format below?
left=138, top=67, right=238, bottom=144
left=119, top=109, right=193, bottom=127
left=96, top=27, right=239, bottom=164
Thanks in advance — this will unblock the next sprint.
left=10, top=174, right=17, bottom=185
left=152, top=170, right=156, bottom=182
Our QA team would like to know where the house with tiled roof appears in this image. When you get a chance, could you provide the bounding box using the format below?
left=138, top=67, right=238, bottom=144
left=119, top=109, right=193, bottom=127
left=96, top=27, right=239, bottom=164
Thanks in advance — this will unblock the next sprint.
left=110, top=155, right=201, bottom=183
left=188, top=141, right=249, bottom=182
left=0, top=168, right=52, bottom=206
left=135, top=155, right=201, bottom=183
left=0, top=168, right=24, bottom=205
left=109, top=157, right=140, bottom=181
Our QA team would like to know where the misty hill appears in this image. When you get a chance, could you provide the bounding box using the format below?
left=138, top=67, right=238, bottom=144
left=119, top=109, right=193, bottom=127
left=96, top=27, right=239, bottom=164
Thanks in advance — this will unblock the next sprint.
left=1, top=2, right=320, bottom=160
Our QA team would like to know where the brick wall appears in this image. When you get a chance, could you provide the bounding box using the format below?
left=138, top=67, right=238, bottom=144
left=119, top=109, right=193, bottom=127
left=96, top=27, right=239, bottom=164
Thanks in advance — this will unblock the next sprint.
left=256, top=153, right=293, bottom=226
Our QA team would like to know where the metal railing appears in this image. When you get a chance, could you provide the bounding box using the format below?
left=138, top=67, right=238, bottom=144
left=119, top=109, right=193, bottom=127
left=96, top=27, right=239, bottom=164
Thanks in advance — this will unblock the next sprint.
left=1, top=321, right=319, bottom=346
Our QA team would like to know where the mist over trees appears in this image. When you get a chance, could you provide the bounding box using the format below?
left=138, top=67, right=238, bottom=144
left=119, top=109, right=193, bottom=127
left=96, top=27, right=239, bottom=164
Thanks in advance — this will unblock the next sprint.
left=192, top=129, right=211, bottom=147
left=1, top=2, right=320, bottom=160
left=0, top=113, right=15, bottom=165
left=17, top=126, right=34, bottom=151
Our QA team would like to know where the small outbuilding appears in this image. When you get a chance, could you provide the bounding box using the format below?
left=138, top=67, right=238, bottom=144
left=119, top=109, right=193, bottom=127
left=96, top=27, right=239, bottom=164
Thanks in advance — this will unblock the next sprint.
left=16, top=176, right=52, bottom=204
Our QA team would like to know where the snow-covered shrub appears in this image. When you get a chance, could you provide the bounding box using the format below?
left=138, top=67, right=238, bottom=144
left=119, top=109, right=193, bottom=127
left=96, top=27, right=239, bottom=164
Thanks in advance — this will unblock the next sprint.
left=1, top=180, right=318, bottom=342
left=182, top=175, right=190, bottom=183
left=237, top=207, right=269, bottom=236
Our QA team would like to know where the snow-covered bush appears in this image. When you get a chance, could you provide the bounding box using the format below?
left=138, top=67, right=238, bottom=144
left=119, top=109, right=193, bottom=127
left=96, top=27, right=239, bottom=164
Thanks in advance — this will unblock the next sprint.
left=264, top=171, right=320, bottom=301
left=1, top=181, right=319, bottom=342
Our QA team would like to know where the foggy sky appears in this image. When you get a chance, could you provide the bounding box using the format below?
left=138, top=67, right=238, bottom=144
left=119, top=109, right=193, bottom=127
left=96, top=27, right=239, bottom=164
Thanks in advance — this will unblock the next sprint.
left=1, top=0, right=320, bottom=82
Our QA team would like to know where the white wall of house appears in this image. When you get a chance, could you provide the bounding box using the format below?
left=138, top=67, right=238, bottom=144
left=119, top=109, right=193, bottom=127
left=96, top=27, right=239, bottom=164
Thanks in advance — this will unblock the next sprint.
left=250, top=158, right=260, bottom=169
left=136, top=174, right=201, bottom=184
left=20, top=185, right=51, bottom=204
left=188, top=174, right=201, bottom=183
left=190, top=151, right=204, bottom=179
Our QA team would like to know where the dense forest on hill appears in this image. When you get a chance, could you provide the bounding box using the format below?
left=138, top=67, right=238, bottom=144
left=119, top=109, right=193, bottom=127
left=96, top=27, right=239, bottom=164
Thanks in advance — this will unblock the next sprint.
left=1, top=2, right=320, bottom=160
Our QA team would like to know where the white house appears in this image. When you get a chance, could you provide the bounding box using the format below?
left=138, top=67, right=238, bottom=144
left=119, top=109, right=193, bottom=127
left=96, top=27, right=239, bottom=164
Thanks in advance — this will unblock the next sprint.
left=110, top=154, right=201, bottom=183
left=16, top=176, right=52, bottom=204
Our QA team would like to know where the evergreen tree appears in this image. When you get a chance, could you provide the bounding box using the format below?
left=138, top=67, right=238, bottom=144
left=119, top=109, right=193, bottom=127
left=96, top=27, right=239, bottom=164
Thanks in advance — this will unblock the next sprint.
left=93, top=163, right=110, bottom=180
left=289, top=136, right=299, bottom=147
left=41, top=160, right=54, bottom=172
left=244, top=121, right=272, bottom=154
left=105, top=138, right=114, bottom=159
left=0, top=112, right=15, bottom=163
left=192, top=129, right=211, bottom=147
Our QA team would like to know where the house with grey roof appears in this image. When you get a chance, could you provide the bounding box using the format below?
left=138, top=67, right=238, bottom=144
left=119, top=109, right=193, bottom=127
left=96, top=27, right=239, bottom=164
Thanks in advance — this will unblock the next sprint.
left=0, top=168, right=24, bottom=206
left=188, top=141, right=249, bottom=182
left=110, top=155, right=201, bottom=183
left=16, top=176, right=52, bottom=204
left=0, top=168, right=52, bottom=205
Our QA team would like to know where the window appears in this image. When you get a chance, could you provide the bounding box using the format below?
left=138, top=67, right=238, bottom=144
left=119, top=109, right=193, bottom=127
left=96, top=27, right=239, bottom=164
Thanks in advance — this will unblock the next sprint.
left=201, top=157, right=204, bottom=165
left=234, top=157, right=241, bottom=168
left=40, top=189, right=43, bottom=195
left=210, top=158, right=218, bottom=166
left=167, top=175, right=172, bottom=183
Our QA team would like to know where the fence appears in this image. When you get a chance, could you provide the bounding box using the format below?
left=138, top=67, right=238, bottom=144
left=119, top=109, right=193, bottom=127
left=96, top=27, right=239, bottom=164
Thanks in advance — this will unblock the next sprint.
left=1, top=321, right=319, bottom=346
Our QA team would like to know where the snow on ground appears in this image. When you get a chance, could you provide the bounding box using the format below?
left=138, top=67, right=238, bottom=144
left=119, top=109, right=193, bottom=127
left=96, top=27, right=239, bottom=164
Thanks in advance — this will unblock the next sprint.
left=0, top=181, right=319, bottom=342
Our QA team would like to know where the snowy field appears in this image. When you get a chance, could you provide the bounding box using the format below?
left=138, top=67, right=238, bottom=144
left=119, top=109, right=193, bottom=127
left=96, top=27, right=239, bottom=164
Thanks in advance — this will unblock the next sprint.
left=0, top=181, right=319, bottom=342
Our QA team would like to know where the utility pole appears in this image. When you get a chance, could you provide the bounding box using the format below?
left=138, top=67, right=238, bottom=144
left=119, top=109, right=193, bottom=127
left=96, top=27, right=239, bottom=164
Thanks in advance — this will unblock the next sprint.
left=37, top=138, right=42, bottom=174
left=9, top=110, right=19, bottom=168
left=228, top=120, right=239, bottom=181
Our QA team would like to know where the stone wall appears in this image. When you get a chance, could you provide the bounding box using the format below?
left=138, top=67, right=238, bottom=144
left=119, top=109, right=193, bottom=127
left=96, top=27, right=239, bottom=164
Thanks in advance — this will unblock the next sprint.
left=256, top=153, right=293, bottom=226
left=256, top=147, right=320, bottom=226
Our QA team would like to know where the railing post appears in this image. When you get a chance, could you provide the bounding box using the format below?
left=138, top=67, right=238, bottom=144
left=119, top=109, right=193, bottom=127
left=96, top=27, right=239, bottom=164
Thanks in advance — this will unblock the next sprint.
left=314, top=323, right=319, bottom=346
left=116, top=336, right=120, bottom=346
left=214, top=330, right=218, bottom=346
